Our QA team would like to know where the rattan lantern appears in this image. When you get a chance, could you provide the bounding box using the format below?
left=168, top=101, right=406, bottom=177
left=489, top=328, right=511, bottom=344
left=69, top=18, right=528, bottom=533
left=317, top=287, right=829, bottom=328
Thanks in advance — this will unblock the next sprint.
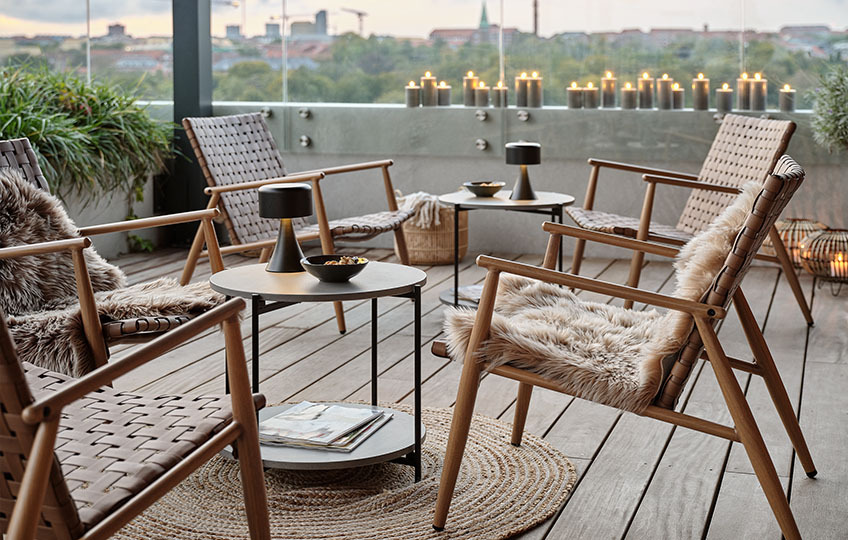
left=762, top=218, right=827, bottom=267
left=799, top=229, right=848, bottom=294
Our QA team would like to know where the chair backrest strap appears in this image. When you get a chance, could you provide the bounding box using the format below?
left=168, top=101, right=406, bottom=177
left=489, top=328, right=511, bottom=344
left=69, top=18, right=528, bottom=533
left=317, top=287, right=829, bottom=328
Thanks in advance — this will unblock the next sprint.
left=0, top=138, right=50, bottom=192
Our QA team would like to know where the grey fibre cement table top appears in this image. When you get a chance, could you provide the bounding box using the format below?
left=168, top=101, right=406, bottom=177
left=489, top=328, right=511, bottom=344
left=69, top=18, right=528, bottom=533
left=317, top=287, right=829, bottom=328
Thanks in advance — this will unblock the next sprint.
left=439, top=189, right=575, bottom=209
left=221, top=404, right=425, bottom=470
left=209, top=262, right=427, bottom=303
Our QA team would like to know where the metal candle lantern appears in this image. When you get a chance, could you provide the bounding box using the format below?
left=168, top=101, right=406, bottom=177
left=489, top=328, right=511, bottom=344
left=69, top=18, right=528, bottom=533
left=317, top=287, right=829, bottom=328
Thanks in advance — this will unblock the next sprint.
left=799, top=229, right=848, bottom=294
left=259, top=183, right=313, bottom=273
left=505, top=141, right=541, bottom=201
left=762, top=218, right=827, bottom=266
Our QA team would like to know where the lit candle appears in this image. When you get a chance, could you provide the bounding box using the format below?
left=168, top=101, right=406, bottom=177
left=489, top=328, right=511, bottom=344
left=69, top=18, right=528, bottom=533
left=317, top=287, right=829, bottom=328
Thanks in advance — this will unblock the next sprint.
left=737, top=72, right=751, bottom=110
left=405, top=80, right=420, bottom=108
left=567, top=81, right=583, bottom=109
left=830, top=253, right=848, bottom=279
left=638, top=72, right=654, bottom=109
left=420, top=71, right=437, bottom=107
left=463, top=71, right=478, bottom=107
left=515, top=72, right=529, bottom=108
left=779, top=84, right=795, bottom=112
left=583, top=81, right=599, bottom=109
left=526, top=71, right=543, bottom=108
left=692, top=72, right=709, bottom=110
left=657, top=73, right=673, bottom=109
left=750, top=72, right=767, bottom=111
left=437, top=81, right=452, bottom=106
left=716, top=83, right=733, bottom=113
left=474, top=81, right=490, bottom=107
left=492, top=80, right=508, bottom=108
left=672, top=82, right=684, bottom=109
left=601, top=71, right=616, bottom=108
left=621, top=82, right=637, bottom=109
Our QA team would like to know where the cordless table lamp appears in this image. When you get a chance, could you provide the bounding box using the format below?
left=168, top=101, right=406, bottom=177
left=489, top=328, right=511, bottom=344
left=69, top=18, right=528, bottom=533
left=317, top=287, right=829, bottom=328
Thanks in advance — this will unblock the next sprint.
left=258, top=183, right=313, bottom=273
left=505, top=141, right=541, bottom=200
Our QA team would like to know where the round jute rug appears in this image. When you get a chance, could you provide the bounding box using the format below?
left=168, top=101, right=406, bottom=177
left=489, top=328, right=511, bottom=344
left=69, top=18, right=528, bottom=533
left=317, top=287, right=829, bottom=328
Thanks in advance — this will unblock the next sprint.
left=115, top=405, right=576, bottom=540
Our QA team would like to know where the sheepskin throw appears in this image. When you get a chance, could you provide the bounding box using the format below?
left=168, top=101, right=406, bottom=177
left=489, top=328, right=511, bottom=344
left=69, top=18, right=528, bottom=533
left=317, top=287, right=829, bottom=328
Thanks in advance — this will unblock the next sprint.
left=0, top=168, right=224, bottom=376
left=445, top=181, right=761, bottom=413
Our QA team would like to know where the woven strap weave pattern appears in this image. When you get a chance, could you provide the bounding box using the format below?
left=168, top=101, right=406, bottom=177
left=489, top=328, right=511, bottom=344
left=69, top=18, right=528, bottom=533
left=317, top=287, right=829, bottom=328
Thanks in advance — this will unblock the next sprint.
left=300, top=210, right=414, bottom=241
left=102, top=314, right=195, bottom=340
left=24, top=363, right=235, bottom=532
left=656, top=155, right=805, bottom=409
left=676, top=114, right=795, bottom=236
left=565, top=207, right=694, bottom=244
left=0, top=138, right=50, bottom=192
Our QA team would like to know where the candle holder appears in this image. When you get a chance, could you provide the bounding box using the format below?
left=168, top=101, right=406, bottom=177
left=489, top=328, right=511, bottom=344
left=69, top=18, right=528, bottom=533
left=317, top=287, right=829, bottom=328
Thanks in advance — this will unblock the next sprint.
left=638, top=72, right=654, bottom=109
left=463, top=71, right=479, bottom=107
left=492, top=81, right=508, bottom=108
left=762, top=218, right=828, bottom=266
left=515, top=72, right=529, bottom=108
left=505, top=141, right=541, bottom=200
left=437, top=81, right=452, bottom=106
left=405, top=81, right=420, bottom=108
left=779, top=84, right=796, bottom=112
left=692, top=73, right=709, bottom=110
left=583, top=82, right=599, bottom=109
left=672, top=83, right=684, bottom=109
left=737, top=73, right=751, bottom=110
left=799, top=229, right=848, bottom=295
left=420, top=71, right=437, bottom=107
left=259, top=183, right=314, bottom=273
left=716, top=83, right=733, bottom=113
left=657, top=74, right=673, bottom=109
left=567, top=82, right=583, bottom=109
left=601, top=71, right=616, bottom=108
left=528, top=71, right=543, bottom=108
left=621, top=82, right=637, bottom=109
left=750, top=73, right=767, bottom=111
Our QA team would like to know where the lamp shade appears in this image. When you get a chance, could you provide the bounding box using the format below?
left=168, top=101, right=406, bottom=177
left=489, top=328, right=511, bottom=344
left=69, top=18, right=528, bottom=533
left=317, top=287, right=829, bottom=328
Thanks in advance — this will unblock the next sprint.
left=505, top=142, right=541, bottom=165
left=259, top=183, right=313, bottom=219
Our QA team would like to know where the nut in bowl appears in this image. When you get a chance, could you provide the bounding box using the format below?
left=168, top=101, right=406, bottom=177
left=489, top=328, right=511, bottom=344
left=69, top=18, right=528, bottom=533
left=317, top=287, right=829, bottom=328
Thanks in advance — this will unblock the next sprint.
left=301, top=254, right=369, bottom=282
left=463, top=180, right=505, bottom=197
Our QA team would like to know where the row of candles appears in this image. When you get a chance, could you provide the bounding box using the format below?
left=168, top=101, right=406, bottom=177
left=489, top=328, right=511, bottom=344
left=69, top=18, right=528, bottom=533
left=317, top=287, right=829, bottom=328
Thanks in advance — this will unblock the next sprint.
left=406, top=70, right=797, bottom=112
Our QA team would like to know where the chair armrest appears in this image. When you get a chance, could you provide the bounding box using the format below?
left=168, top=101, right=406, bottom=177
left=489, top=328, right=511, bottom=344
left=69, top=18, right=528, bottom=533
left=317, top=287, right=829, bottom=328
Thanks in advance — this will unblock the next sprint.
left=203, top=171, right=325, bottom=195
left=0, top=237, right=91, bottom=260
left=296, top=159, right=393, bottom=177
left=78, top=208, right=220, bottom=236
left=642, top=174, right=741, bottom=194
left=476, top=255, right=724, bottom=319
left=588, top=158, right=700, bottom=180
left=22, top=298, right=247, bottom=424
left=541, top=222, right=681, bottom=258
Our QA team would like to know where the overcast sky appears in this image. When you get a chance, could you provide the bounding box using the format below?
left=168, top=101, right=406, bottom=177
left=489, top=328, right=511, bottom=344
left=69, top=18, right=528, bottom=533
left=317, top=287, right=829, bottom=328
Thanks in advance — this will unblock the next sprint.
left=1, top=0, right=846, bottom=39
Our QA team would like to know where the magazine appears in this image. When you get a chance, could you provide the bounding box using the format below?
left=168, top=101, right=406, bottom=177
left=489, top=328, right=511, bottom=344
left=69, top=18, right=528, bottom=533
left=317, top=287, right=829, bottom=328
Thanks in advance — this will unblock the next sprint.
left=264, top=413, right=393, bottom=453
left=258, top=402, right=383, bottom=446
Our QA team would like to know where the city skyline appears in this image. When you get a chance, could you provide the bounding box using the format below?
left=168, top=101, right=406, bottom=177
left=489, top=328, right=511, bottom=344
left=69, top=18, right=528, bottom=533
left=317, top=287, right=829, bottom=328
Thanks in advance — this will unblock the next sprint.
left=1, top=0, right=847, bottom=40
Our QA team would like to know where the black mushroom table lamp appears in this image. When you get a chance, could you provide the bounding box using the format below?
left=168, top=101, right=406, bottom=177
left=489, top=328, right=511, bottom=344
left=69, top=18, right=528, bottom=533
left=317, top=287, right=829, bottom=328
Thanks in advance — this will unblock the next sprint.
left=259, top=183, right=313, bottom=273
left=505, top=141, right=541, bottom=200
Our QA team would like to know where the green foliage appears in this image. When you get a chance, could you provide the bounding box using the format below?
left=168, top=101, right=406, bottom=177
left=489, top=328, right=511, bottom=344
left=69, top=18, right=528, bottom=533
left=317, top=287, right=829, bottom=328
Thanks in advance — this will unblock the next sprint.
left=809, top=66, right=848, bottom=152
left=0, top=65, right=175, bottom=200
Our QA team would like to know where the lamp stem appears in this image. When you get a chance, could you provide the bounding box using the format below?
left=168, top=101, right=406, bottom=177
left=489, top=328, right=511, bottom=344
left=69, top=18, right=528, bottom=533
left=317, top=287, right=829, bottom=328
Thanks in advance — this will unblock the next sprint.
left=510, top=164, right=537, bottom=200
left=266, top=218, right=305, bottom=272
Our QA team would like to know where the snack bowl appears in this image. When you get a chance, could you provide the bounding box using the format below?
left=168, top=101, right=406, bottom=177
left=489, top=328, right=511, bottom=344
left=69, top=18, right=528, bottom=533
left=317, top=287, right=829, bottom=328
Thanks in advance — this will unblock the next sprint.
left=463, top=181, right=505, bottom=197
left=301, top=254, right=369, bottom=282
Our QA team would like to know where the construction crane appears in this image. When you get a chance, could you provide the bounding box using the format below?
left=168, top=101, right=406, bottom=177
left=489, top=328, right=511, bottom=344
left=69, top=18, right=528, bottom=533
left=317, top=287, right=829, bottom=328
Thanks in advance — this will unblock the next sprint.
left=341, top=8, right=367, bottom=37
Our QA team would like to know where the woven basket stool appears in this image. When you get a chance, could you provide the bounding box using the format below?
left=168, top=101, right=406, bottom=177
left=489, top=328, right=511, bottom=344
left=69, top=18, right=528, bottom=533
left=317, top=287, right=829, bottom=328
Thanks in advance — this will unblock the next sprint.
left=395, top=206, right=468, bottom=265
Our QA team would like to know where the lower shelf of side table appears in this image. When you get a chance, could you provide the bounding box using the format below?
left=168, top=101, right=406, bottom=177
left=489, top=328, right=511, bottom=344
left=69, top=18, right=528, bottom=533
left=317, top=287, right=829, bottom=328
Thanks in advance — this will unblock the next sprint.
left=222, top=403, right=426, bottom=471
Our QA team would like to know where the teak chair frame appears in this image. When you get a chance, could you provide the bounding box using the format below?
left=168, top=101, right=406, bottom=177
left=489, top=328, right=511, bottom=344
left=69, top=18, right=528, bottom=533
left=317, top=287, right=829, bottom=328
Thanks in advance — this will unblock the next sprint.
left=570, top=120, right=813, bottom=327
left=179, top=115, right=411, bottom=335
left=433, top=220, right=816, bottom=540
left=3, top=284, right=271, bottom=540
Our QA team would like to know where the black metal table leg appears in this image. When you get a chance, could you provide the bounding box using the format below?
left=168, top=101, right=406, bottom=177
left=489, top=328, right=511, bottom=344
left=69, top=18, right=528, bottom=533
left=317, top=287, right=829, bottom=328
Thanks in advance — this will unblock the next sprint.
left=371, top=297, right=378, bottom=406
left=454, top=204, right=460, bottom=306
left=224, top=296, right=231, bottom=394
left=413, top=284, right=422, bottom=482
left=251, top=294, right=260, bottom=394
left=558, top=205, right=564, bottom=272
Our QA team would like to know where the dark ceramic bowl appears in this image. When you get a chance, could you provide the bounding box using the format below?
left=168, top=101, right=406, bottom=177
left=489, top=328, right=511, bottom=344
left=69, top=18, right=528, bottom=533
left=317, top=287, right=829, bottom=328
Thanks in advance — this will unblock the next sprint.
left=463, top=181, right=505, bottom=197
left=301, top=255, right=369, bottom=282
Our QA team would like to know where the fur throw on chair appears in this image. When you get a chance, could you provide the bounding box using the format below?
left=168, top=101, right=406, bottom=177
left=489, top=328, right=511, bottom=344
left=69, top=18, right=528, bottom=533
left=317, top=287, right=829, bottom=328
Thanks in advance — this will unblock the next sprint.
left=444, top=182, right=760, bottom=413
left=0, top=168, right=224, bottom=376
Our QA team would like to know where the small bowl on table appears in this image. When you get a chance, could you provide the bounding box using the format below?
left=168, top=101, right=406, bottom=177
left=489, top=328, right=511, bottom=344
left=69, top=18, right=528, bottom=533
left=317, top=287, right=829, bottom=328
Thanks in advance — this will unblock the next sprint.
left=463, top=181, right=505, bottom=198
left=301, top=255, right=369, bottom=283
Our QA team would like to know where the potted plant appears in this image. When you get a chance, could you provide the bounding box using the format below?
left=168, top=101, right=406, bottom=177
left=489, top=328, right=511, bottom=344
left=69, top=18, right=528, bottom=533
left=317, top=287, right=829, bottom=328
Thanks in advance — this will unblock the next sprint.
left=809, top=65, right=848, bottom=152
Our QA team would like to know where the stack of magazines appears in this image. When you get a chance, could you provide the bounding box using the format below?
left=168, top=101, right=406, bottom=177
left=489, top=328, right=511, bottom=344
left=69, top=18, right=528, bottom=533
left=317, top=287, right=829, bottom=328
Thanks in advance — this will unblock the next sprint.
left=258, top=401, right=392, bottom=452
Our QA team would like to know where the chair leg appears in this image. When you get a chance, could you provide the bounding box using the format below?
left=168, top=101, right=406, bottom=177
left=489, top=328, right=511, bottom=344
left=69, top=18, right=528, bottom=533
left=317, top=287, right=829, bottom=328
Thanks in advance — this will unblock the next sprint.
left=180, top=219, right=207, bottom=286
left=570, top=238, right=586, bottom=276
left=433, top=358, right=482, bottom=531
left=769, top=228, right=814, bottom=326
left=734, top=290, right=817, bottom=477
left=623, top=249, right=645, bottom=310
left=258, top=247, right=272, bottom=264
left=696, top=318, right=802, bottom=540
left=510, top=383, right=533, bottom=446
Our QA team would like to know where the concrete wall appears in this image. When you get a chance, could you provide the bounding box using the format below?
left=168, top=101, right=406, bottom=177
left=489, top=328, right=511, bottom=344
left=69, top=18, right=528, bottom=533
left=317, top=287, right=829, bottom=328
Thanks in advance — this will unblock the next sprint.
left=153, top=102, right=848, bottom=259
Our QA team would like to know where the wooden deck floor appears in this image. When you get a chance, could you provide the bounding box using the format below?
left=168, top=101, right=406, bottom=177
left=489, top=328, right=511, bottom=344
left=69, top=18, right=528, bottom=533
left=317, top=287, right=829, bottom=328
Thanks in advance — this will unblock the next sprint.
left=110, top=246, right=846, bottom=539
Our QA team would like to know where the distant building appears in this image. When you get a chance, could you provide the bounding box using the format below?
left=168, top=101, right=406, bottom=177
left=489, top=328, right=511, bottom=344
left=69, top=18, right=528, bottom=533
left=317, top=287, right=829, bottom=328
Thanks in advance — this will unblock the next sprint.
left=226, top=25, right=242, bottom=41
left=429, top=1, right=519, bottom=47
left=107, top=23, right=126, bottom=38
left=265, top=23, right=281, bottom=39
left=290, top=10, right=332, bottom=42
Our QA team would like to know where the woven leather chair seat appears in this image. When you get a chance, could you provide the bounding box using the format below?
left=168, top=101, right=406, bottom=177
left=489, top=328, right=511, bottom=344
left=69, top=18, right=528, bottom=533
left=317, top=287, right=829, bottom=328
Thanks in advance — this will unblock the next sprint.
left=101, top=314, right=194, bottom=340
left=565, top=206, right=694, bottom=244
left=23, top=362, right=264, bottom=532
left=299, top=209, right=414, bottom=241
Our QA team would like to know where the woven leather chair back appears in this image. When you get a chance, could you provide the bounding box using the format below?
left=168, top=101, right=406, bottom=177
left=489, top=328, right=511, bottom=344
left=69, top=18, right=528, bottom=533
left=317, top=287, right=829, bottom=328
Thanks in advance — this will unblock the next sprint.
left=182, top=113, right=288, bottom=246
left=676, top=114, right=795, bottom=237
left=0, top=313, right=82, bottom=539
left=0, top=138, right=50, bottom=192
left=657, top=155, right=805, bottom=409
